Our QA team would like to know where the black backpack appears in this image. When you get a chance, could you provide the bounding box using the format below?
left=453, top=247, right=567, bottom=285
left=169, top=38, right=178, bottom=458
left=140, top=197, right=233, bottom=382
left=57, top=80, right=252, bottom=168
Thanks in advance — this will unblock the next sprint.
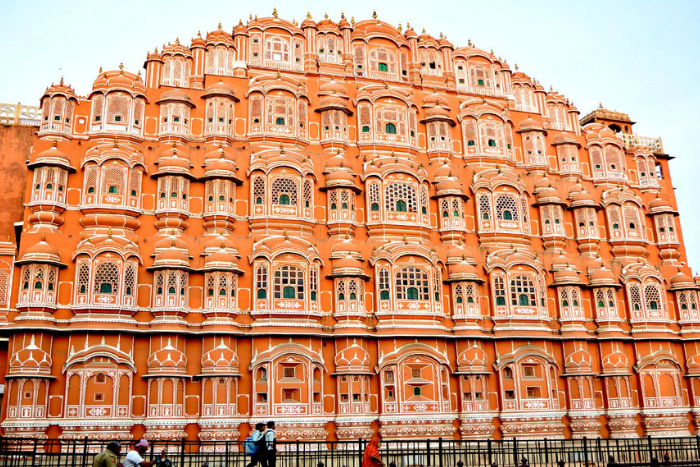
left=255, top=430, right=269, bottom=453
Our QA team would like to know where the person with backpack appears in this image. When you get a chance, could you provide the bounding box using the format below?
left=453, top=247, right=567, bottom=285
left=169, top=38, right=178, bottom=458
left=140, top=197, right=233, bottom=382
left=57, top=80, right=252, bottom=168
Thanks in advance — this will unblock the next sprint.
left=262, top=421, right=277, bottom=467
left=245, top=423, right=267, bottom=467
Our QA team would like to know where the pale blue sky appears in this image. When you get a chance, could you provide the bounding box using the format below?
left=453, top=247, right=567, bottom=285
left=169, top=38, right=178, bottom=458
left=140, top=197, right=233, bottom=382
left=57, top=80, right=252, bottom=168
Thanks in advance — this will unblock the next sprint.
left=2, top=0, right=699, bottom=271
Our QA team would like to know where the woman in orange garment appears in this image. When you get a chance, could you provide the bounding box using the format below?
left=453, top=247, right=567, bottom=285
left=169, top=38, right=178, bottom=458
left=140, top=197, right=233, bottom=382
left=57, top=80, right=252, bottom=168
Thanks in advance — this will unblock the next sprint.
left=363, top=436, right=385, bottom=467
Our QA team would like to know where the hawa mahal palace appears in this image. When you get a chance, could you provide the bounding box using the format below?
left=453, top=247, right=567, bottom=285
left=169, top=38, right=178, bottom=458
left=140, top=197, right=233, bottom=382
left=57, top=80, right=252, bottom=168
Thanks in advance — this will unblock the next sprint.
left=0, top=10, right=697, bottom=443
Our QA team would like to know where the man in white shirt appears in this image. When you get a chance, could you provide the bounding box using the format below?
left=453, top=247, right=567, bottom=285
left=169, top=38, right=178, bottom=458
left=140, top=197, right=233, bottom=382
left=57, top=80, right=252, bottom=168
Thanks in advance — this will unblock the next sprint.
left=263, top=421, right=277, bottom=467
left=247, top=423, right=266, bottom=467
left=123, top=439, right=156, bottom=467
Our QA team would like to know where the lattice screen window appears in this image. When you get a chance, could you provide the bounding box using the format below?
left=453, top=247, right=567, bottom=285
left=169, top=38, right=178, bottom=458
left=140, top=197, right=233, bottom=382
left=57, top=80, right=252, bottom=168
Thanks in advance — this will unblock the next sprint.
left=94, top=262, right=120, bottom=294
left=590, top=147, right=604, bottom=177
left=479, top=121, right=504, bottom=152
left=643, top=283, right=665, bottom=317
left=353, top=44, right=365, bottom=74
left=376, top=105, right=406, bottom=137
left=510, top=275, right=536, bottom=306
left=604, top=145, right=623, bottom=176
left=395, top=267, right=430, bottom=301
left=102, top=165, right=127, bottom=197
left=256, top=264, right=268, bottom=299
left=378, top=267, right=390, bottom=300
left=124, top=261, right=137, bottom=297
left=478, top=193, right=492, bottom=221
left=250, top=34, right=262, bottom=63
left=369, top=47, right=397, bottom=76
left=273, top=265, right=305, bottom=300
left=253, top=176, right=265, bottom=205
left=76, top=261, right=91, bottom=295
left=271, top=177, right=298, bottom=205
left=495, top=195, right=519, bottom=221
left=0, top=270, right=8, bottom=306
left=463, top=119, right=478, bottom=149
left=266, top=97, right=295, bottom=128
left=622, top=203, right=643, bottom=238
left=469, top=64, right=492, bottom=88
left=385, top=182, right=417, bottom=212
left=250, top=96, right=263, bottom=126
left=368, top=182, right=381, bottom=211
left=627, top=283, right=643, bottom=316
left=265, top=36, right=290, bottom=63
left=106, top=94, right=129, bottom=125
left=493, top=275, right=506, bottom=305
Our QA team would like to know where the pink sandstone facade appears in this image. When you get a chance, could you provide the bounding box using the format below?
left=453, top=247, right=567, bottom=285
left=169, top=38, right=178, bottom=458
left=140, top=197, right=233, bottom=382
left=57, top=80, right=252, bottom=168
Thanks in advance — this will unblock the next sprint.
left=0, top=11, right=698, bottom=443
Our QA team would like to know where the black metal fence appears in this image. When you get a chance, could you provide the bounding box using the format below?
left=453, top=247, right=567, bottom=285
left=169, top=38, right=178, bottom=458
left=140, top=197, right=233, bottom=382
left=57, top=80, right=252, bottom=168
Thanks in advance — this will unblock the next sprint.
left=2, top=436, right=700, bottom=467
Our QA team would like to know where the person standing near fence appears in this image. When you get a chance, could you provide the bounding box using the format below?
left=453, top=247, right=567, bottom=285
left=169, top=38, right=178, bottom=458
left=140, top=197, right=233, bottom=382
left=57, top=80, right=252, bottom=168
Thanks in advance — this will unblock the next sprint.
left=362, top=436, right=385, bottom=467
left=123, top=439, right=157, bottom=467
left=93, top=441, right=121, bottom=467
left=247, top=423, right=267, bottom=467
left=263, top=421, right=277, bottom=467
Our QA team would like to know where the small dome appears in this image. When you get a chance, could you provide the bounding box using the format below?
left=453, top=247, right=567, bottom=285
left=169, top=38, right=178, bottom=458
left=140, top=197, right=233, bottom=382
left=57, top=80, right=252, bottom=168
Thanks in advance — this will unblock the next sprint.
left=534, top=176, right=552, bottom=191
left=42, top=80, right=78, bottom=101
left=435, top=177, right=464, bottom=196
left=323, top=151, right=348, bottom=171
left=8, top=336, right=52, bottom=376
left=333, top=255, right=365, bottom=276
left=148, top=339, right=187, bottom=374
left=28, top=144, right=75, bottom=171
left=601, top=347, right=628, bottom=374
left=518, top=117, right=546, bottom=133
left=588, top=265, right=617, bottom=287
left=205, top=26, right=234, bottom=47
left=324, top=170, right=356, bottom=186
left=319, top=79, right=348, bottom=96
left=565, top=346, right=593, bottom=374
left=201, top=339, right=239, bottom=374
left=154, top=147, right=193, bottom=178
left=687, top=354, right=700, bottom=376
left=552, top=132, right=579, bottom=146
left=457, top=344, right=488, bottom=374
left=423, top=91, right=449, bottom=109
left=448, top=259, right=479, bottom=282
left=17, top=237, right=65, bottom=267
left=335, top=342, right=370, bottom=373
left=161, top=41, right=193, bottom=58
left=433, top=161, right=453, bottom=181
left=202, top=80, right=238, bottom=101
left=330, top=238, right=362, bottom=259
left=156, top=89, right=194, bottom=107
left=670, top=270, right=697, bottom=291
left=151, top=237, right=191, bottom=269
left=91, top=68, right=146, bottom=96
left=203, top=241, right=243, bottom=273
left=552, top=267, right=583, bottom=286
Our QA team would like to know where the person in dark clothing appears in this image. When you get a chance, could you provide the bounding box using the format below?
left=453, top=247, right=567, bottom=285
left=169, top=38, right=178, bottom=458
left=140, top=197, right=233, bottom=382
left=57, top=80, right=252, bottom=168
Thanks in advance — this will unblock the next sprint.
left=247, top=423, right=267, bottom=467
left=263, top=421, right=277, bottom=467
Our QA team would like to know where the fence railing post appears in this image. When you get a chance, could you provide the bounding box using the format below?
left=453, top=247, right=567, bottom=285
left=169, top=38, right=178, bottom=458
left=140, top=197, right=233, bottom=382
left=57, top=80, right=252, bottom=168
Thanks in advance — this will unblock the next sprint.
left=648, top=435, right=654, bottom=463
left=487, top=438, right=493, bottom=467
left=583, top=437, right=589, bottom=467
left=179, top=436, right=186, bottom=467
left=31, top=437, right=38, bottom=467
left=513, top=438, right=519, bottom=467
left=544, top=438, right=549, bottom=466
left=427, top=438, right=432, bottom=467
left=438, top=437, right=443, bottom=467
left=82, top=435, right=89, bottom=467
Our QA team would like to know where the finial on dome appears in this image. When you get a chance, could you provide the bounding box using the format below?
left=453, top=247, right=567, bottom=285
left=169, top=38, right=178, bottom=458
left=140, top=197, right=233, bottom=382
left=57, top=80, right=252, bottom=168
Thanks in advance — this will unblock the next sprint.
left=372, top=10, right=377, bottom=19
left=137, top=70, right=141, bottom=79
left=52, top=140, right=57, bottom=148
left=490, top=49, right=494, bottom=55
left=351, top=16, right=355, bottom=25
left=108, top=228, right=112, bottom=238
left=468, top=39, right=472, bottom=47
left=59, top=76, right=64, bottom=86
left=119, top=62, right=124, bottom=74
left=279, top=142, right=284, bottom=154
left=397, top=23, right=402, bottom=32
left=403, top=234, right=408, bottom=244
left=276, top=70, right=281, bottom=79
left=99, top=66, right=103, bottom=73
left=175, top=37, right=180, bottom=45
left=273, top=7, right=278, bottom=18
left=41, top=234, right=46, bottom=241
left=422, top=28, right=426, bottom=34
left=324, top=12, right=328, bottom=19
left=197, top=30, right=202, bottom=37
left=341, top=12, right=345, bottom=19
left=439, top=31, right=443, bottom=38
left=283, top=229, right=289, bottom=240
left=384, top=81, right=389, bottom=89
left=114, top=137, right=119, bottom=148
left=407, top=22, right=411, bottom=28
left=218, top=22, right=222, bottom=29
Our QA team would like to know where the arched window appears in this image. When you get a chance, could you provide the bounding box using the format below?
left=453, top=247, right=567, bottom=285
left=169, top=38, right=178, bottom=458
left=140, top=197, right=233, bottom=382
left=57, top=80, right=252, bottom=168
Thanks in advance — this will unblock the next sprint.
left=503, top=210, right=512, bottom=220
left=275, top=117, right=285, bottom=125
left=271, top=178, right=298, bottom=206
left=379, top=267, right=390, bottom=300
left=94, top=262, right=119, bottom=295
left=385, top=122, right=397, bottom=134
left=396, top=200, right=407, bottom=212
left=274, top=265, right=304, bottom=300
left=510, top=275, right=536, bottom=307
left=378, top=63, right=388, bottom=72
left=395, top=267, right=430, bottom=301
